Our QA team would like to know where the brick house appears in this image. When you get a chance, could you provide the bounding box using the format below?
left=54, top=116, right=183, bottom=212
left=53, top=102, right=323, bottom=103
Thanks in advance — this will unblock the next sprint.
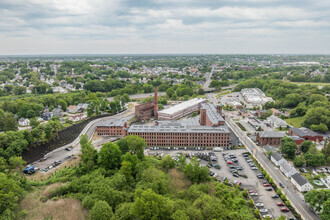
left=256, top=131, right=285, bottom=146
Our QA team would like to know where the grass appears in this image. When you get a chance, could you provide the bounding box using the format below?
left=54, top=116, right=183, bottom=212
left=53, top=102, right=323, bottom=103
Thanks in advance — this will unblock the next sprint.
left=168, top=168, right=192, bottom=193
left=216, top=90, right=231, bottom=98
left=285, top=116, right=305, bottom=128
left=63, top=123, right=72, bottom=128
left=19, top=183, right=89, bottom=220
left=290, top=82, right=330, bottom=87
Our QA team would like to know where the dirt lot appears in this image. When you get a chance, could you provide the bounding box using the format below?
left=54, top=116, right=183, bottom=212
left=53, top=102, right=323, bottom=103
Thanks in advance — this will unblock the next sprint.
left=149, top=148, right=294, bottom=219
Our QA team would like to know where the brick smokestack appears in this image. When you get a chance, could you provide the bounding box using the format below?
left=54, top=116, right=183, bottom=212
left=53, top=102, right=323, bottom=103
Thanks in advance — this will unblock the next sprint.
left=154, top=86, right=158, bottom=119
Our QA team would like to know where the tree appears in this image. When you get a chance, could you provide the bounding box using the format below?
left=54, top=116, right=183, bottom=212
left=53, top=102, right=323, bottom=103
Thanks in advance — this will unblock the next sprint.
left=305, top=146, right=326, bottom=167
left=57, top=99, right=67, bottom=111
left=311, top=124, right=328, bottom=132
left=166, top=87, right=175, bottom=98
left=131, top=189, right=174, bottom=220
left=184, top=157, right=210, bottom=183
left=160, top=155, right=175, bottom=171
left=280, top=137, right=297, bottom=159
left=116, top=138, right=129, bottom=154
left=98, top=143, right=122, bottom=170
left=198, top=88, right=205, bottom=95
left=80, top=137, right=98, bottom=171
left=301, top=141, right=312, bottom=153
left=124, top=135, right=146, bottom=160
left=303, top=107, right=330, bottom=130
left=90, top=200, right=113, bottom=220
left=29, top=118, right=39, bottom=128
left=321, top=142, right=330, bottom=163
left=293, top=154, right=305, bottom=167
left=0, top=172, right=23, bottom=215
left=3, top=113, right=17, bottom=132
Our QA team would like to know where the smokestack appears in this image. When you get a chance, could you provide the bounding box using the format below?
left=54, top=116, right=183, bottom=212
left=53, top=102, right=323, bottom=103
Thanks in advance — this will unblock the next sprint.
left=154, top=86, right=158, bottom=119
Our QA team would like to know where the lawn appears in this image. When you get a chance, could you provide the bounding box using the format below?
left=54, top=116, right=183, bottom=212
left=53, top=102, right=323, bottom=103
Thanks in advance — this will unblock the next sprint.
left=285, top=116, right=305, bottom=128
left=216, top=90, right=231, bottom=98
left=289, top=82, right=330, bottom=88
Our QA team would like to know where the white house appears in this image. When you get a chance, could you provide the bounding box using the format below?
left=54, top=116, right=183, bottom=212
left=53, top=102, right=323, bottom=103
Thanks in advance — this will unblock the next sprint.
left=67, top=105, right=78, bottom=113
left=271, top=152, right=285, bottom=167
left=291, top=173, right=313, bottom=192
left=280, top=161, right=298, bottom=178
left=18, top=118, right=30, bottom=126
left=68, top=113, right=87, bottom=122
left=267, top=115, right=288, bottom=129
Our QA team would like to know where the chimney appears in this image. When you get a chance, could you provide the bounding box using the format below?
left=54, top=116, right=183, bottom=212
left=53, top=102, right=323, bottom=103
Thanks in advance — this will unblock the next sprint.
left=216, top=103, right=223, bottom=116
left=154, top=86, right=158, bottom=119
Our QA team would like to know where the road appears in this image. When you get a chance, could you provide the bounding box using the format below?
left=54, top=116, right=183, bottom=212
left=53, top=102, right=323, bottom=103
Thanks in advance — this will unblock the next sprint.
left=107, top=92, right=166, bottom=102
left=33, top=108, right=136, bottom=169
left=225, top=116, right=319, bottom=220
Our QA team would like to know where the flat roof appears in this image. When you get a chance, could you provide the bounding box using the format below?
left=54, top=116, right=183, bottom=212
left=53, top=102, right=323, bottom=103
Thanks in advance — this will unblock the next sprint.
left=201, top=103, right=224, bottom=124
left=128, top=121, right=229, bottom=134
left=97, top=118, right=127, bottom=127
left=158, top=98, right=206, bottom=115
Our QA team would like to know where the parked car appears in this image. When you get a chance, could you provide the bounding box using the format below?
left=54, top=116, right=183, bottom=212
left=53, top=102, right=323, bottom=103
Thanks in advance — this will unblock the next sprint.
left=265, top=187, right=273, bottom=191
left=222, top=177, right=227, bottom=181
left=277, top=202, right=285, bottom=206
left=233, top=173, right=239, bottom=177
left=263, top=214, right=272, bottom=219
left=249, top=190, right=256, bottom=193
left=263, top=183, right=271, bottom=187
left=250, top=193, right=258, bottom=196
left=227, top=160, right=233, bottom=164
left=279, top=183, right=284, bottom=188
left=272, top=195, right=280, bottom=199
left=236, top=166, right=243, bottom=170
left=259, top=209, right=268, bottom=213
left=280, top=207, right=289, bottom=212
left=255, top=203, right=264, bottom=207
left=251, top=167, right=258, bottom=170
left=65, top=147, right=72, bottom=151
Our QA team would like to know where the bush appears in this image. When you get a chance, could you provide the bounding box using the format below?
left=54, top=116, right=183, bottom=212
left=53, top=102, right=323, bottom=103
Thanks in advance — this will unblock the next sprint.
left=281, top=194, right=287, bottom=201
left=82, top=195, right=97, bottom=210
left=90, top=200, right=113, bottom=220
left=40, top=196, right=47, bottom=203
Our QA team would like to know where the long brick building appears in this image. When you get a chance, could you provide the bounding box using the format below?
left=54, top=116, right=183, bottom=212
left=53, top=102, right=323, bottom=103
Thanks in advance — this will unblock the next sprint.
left=256, top=131, right=285, bottom=146
left=96, top=118, right=128, bottom=136
left=126, top=121, right=230, bottom=147
left=200, top=103, right=225, bottom=126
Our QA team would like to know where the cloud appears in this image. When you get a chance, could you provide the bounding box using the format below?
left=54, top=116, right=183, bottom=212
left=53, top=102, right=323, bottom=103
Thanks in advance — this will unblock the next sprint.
left=0, top=0, right=329, bottom=54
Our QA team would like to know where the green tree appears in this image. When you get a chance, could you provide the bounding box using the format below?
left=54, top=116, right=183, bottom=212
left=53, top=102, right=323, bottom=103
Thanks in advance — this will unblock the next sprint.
left=184, top=157, right=210, bottom=183
left=0, top=172, right=23, bottom=215
left=98, top=143, right=122, bottom=170
left=3, top=113, right=17, bottom=132
left=29, top=118, right=39, bottom=128
left=280, top=138, right=297, bottom=159
left=124, top=135, right=146, bottom=160
left=301, top=141, right=312, bottom=153
left=293, top=154, right=305, bottom=167
left=166, top=87, right=175, bottom=98
left=80, top=137, right=98, bottom=171
left=160, top=155, right=175, bottom=171
left=305, top=146, right=326, bottom=167
left=116, top=138, right=129, bottom=154
left=90, top=200, right=113, bottom=220
left=57, top=99, right=67, bottom=111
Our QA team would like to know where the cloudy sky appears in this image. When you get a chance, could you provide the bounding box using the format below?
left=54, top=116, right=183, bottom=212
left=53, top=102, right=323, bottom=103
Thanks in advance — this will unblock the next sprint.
left=1, top=0, right=330, bottom=55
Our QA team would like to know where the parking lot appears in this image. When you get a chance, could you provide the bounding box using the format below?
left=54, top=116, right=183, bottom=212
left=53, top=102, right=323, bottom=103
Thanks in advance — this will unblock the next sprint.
left=148, top=148, right=294, bottom=219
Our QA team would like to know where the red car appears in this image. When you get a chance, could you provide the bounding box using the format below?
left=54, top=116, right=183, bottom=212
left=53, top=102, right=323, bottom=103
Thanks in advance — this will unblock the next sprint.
left=227, top=161, right=233, bottom=164
left=277, top=202, right=285, bottom=206
left=280, top=207, right=289, bottom=212
left=263, top=183, right=271, bottom=187
left=249, top=190, right=256, bottom=193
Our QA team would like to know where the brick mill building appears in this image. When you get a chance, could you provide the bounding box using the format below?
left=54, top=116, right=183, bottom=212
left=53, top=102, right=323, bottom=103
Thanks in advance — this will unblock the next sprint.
left=200, top=103, right=225, bottom=126
left=256, top=131, right=285, bottom=146
left=135, top=87, right=159, bottom=121
left=96, top=118, right=128, bottom=136
left=288, top=127, right=323, bottom=142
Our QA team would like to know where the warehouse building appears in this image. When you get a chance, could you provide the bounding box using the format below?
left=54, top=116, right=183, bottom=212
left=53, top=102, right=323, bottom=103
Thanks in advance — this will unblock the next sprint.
left=157, top=98, right=207, bottom=120
left=126, top=120, right=230, bottom=147
left=96, top=118, right=128, bottom=136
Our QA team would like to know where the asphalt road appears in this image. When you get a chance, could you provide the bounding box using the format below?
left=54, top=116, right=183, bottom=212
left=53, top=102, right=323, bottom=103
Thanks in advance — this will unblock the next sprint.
left=225, top=116, right=319, bottom=220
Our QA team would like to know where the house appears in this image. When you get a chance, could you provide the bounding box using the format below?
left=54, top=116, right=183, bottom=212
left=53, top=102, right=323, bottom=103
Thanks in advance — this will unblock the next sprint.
left=270, top=108, right=281, bottom=116
left=256, top=110, right=268, bottom=118
left=52, top=106, right=64, bottom=117
left=256, top=131, right=285, bottom=146
left=68, top=113, right=87, bottom=122
left=67, top=105, right=78, bottom=114
left=271, top=152, right=285, bottom=167
left=77, top=103, right=88, bottom=112
left=238, top=109, right=249, bottom=117
left=42, top=112, right=53, bottom=121
left=262, top=145, right=275, bottom=154
left=18, top=118, right=30, bottom=126
left=280, top=161, right=297, bottom=178
left=288, top=127, right=323, bottom=142
left=291, top=173, right=313, bottom=192
left=267, top=115, right=288, bottom=129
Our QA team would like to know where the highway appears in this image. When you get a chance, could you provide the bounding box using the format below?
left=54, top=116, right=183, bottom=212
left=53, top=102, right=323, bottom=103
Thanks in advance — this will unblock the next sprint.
left=225, top=116, right=319, bottom=220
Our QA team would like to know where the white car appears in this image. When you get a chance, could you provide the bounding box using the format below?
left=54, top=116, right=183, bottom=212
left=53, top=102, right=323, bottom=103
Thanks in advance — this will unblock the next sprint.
left=263, top=214, right=272, bottom=219
left=255, top=203, right=264, bottom=207
left=259, top=209, right=268, bottom=213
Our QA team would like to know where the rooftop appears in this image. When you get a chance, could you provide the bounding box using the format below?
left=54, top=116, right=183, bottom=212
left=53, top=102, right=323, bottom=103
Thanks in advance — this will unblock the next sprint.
left=97, top=118, right=127, bottom=127
left=258, top=131, right=285, bottom=138
left=158, top=98, right=206, bottom=115
left=291, top=173, right=309, bottom=186
left=201, top=103, right=224, bottom=124
left=271, top=152, right=284, bottom=162
left=280, top=161, right=296, bottom=173
left=128, top=121, right=229, bottom=134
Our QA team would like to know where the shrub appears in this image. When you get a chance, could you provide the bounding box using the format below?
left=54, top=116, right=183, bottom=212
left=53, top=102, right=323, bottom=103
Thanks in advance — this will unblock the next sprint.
left=82, top=195, right=97, bottom=210
left=90, top=200, right=113, bottom=220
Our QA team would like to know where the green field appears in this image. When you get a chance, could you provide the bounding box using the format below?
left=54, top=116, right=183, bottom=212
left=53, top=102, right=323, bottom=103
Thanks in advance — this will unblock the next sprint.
left=289, top=82, right=330, bottom=87
left=285, top=116, right=305, bottom=128
left=216, top=90, right=231, bottom=98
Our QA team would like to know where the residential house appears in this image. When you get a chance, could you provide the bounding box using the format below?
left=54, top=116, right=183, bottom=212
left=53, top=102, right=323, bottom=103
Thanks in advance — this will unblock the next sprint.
left=18, top=118, right=30, bottom=126
left=256, top=109, right=268, bottom=118
left=270, top=108, right=281, bottom=116
left=280, top=161, right=298, bottom=178
left=256, top=131, right=285, bottom=146
left=267, top=115, right=288, bottom=129
left=262, top=145, right=275, bottom=154
left=77, top=103, right=88, bottom=112
left=52, top=106, right=64, bottom=117
left=68, top=113, right=87, bottom=122
left=42, top=112, right=53, bottom=121
left=291, top=173, right=313, bottom=192
left=67, top=105, right=78, bottom=114
left=288, top=127, right=323, bottom=142
left=271, top=152, right=285, bottom=167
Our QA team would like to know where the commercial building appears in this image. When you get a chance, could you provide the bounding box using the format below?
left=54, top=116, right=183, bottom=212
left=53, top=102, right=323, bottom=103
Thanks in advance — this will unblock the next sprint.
left=240, top=88, right=273, bottom=106
left=256, top=131, right=285, bottom=146
left=157, top=98, right=207, bottom=120
left=288, top=127, right=324, bottom=142
left=126, top=120, right=230, bottom=148
left=135, top=87, right=159, bottom=121
left=96, top=118, right=128, bottom=136
left=199, top=103, right=225, bottom=126
left=291, top=173, right=313, bottom=192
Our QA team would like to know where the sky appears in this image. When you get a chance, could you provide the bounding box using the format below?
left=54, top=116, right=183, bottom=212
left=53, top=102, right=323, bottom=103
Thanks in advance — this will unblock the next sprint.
left=1, top=0, right=330, bottom=55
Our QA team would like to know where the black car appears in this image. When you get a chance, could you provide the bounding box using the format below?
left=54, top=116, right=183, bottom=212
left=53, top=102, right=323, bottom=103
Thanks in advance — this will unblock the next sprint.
left=233, top=173, right=239, bottom=177
left=271, top=195, right=279, bottom=199
left=265, top=187, right=273, bottom=191
left=279, top=183, right=284, bottom=188
left=222, top=177, right=227, bottom=181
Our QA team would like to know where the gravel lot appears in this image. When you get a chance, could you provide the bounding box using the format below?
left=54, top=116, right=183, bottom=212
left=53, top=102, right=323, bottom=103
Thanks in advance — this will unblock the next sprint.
left=148, top=148, right=294, bottom=219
